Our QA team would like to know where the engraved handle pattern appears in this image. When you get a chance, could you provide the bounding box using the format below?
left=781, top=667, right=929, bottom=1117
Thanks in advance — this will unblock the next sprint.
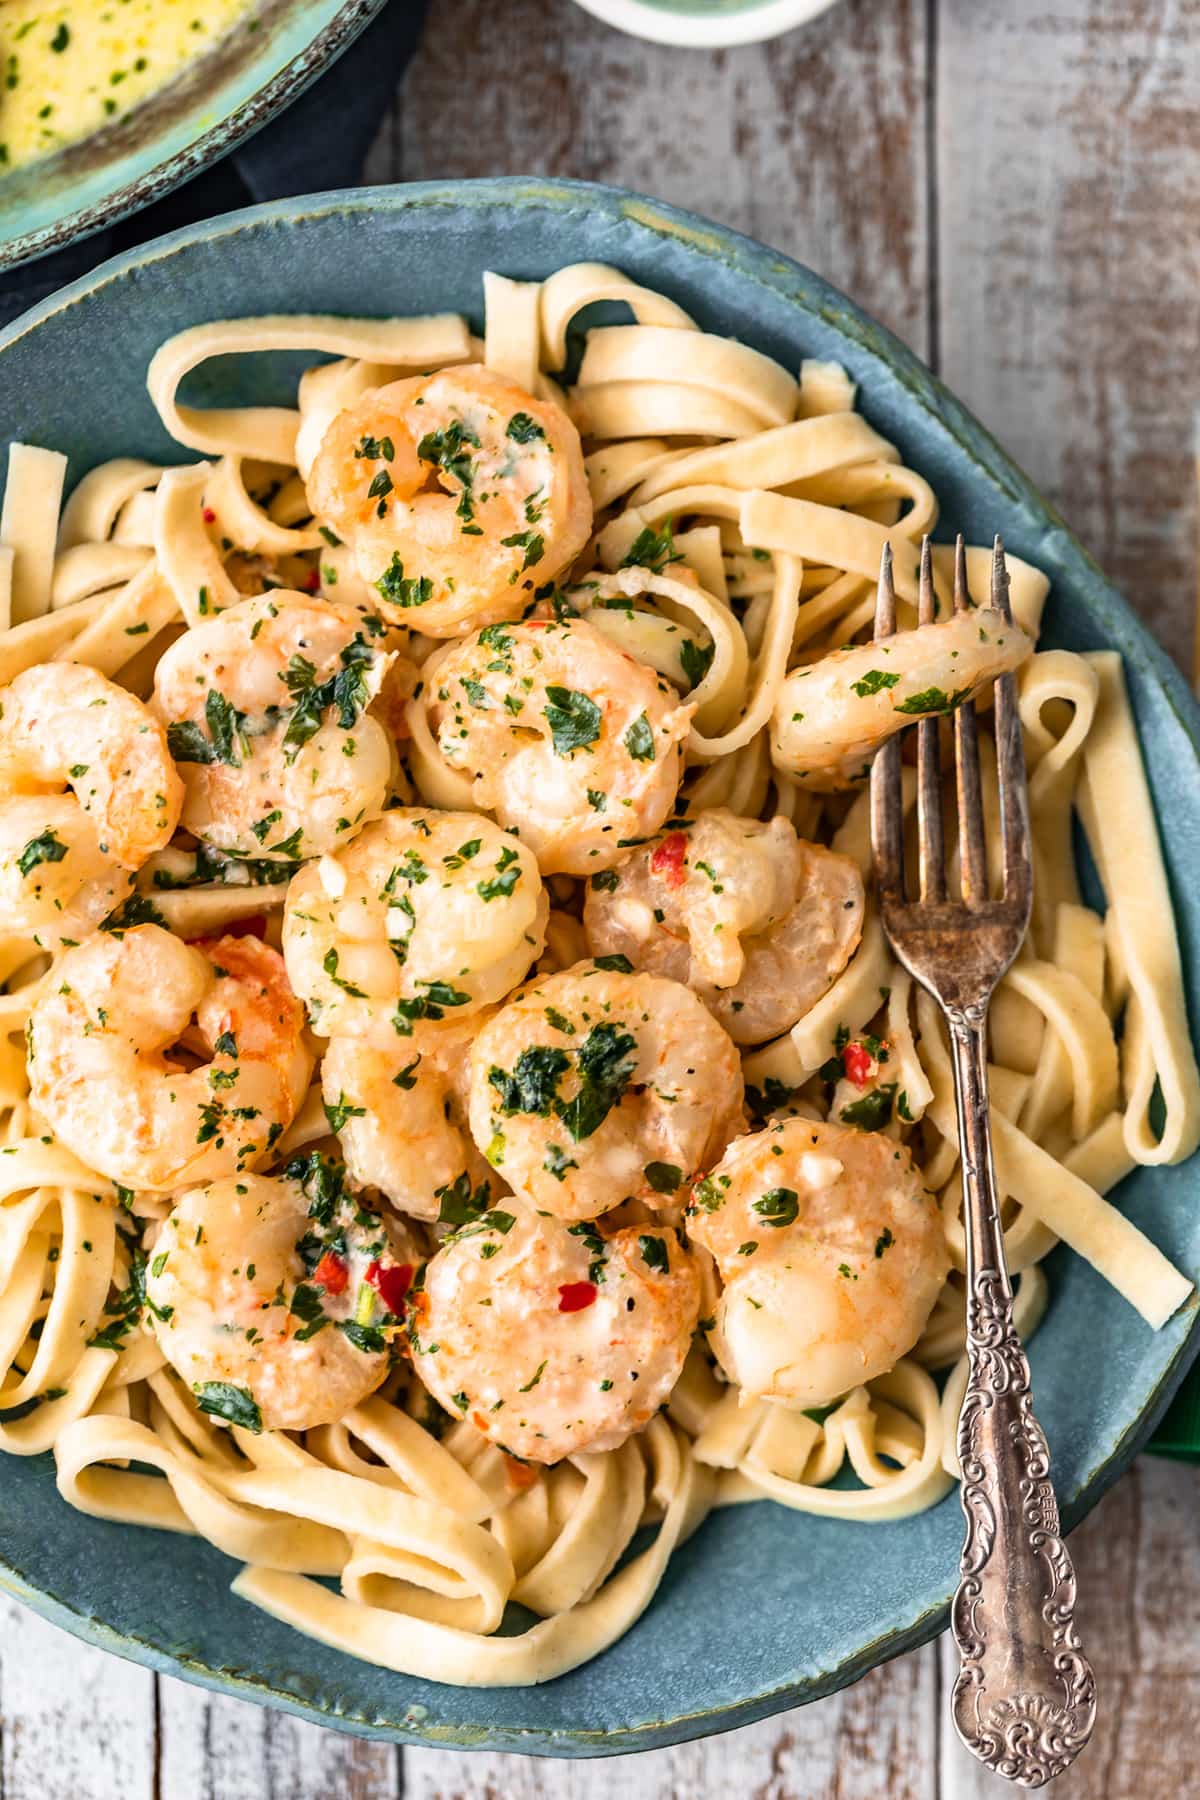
left=947, top=1010, right=1097, bottom=1788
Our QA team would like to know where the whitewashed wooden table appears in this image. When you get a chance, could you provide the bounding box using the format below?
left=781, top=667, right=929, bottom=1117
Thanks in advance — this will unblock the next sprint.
left=4, top=1, right=1200, bottom=1794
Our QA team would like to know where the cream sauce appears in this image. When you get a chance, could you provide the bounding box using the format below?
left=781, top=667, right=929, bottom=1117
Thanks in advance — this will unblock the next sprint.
left=0, top=0, right=255, bottom=172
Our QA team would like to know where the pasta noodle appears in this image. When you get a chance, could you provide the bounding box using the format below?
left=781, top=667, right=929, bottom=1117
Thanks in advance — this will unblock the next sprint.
left=0, top=261, right=1195, bottom=1690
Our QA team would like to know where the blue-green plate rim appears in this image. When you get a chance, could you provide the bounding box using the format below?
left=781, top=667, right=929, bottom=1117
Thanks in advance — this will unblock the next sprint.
left=0, top=175, right=1197, bottom=1754
left=0, top=0, right=387, bottom=273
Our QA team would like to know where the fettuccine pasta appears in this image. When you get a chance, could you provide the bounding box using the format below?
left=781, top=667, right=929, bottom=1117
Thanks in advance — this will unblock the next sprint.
left=0, top=264, right=1196, bottom=1688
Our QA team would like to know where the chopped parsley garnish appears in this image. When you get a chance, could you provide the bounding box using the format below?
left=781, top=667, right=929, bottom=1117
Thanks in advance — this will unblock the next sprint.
left=322, top=948, right=367, bottom=997
left=894, top=685, right=969, bottom=716
left=376, top=553, right=433, bottom=609
left=194, top=1381, right=262, bottom=1433
left=543, top=1143, right=578, bottom=1181
left=281, top=638, right=375, bottom=759
left=620, top=519, right=683, bottom=574
left=323, top=1092, right=366, bottom=1133
left=506, top=413, right=545, bottom=444
left=840, top=1083, right=898, bottom=1130
left=417, top=419, right=481, bottom=521
left=289, top=1281, right=329, bottom=1340
left=477, top=846, right=521, bottom=901
left=644, top=1161, right=683, bottom=1194
left=544, top=685, right=602, bottom=756
left=753, top=1187, right=799, bottom=1227
left=500, top=529, right=545, bottom=573
left=557, top=1021, right=637, bottom=1141
left=851, top=669, right=901, bottom=698
left=691, top=1173, right=731, bottom=1213
left=623, top=713, right=655, bottom=762
left=338, top=1319, right=388, bottom=1354
left=17, top=829, right=68, bottom=878
left=391, top=981, right=472, bottom=1035
left=355, top=434, right=395, bottom=461
left=567, top=1219, right=608, bottom=1285
left=100, top=893, right=167, bottom=934
left=436, top=1171, right=494, bottom=1227
left=745, top=1076, right=797, bottom=1123
left=638, top=1233, right=669, bottom=1274
left=489, top=1046, right=570, bottom=1117
left=679, top=636, right=714, bottom=687
left=167, top=689, right=248, bottom=767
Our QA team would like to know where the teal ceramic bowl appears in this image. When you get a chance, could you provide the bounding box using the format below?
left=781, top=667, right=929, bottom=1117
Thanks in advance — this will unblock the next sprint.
left=0, top=0, right=387, bottom=271
left=0, top=179, right=1198, bottom=1756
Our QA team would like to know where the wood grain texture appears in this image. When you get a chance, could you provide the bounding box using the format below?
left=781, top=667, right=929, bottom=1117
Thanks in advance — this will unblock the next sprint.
left=376, top=0, right=931, bottom=356
left=405, top=1640, right=938, bottom=1800
left=936, top=0, right=1200, bottom=670
left=157, top=1681, right=400, bottom=1800
left=0, top=1597, right=156, bottom=1799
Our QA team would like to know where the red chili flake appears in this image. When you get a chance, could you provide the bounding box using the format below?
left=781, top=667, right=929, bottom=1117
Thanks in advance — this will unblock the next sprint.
left=649, top=832, right=688, bottom=888
left=302, top=567, right=321, bottom=593
left=558, top=1280, right=597, bottom=1313
left=202, top=507, right=217, bottom=524
left=842, top=1041, right=873, bottom=1089
left=368, top=1260, right=413, bottom=1318
left=313, top=1251, right=348, bottom=1295
left=504, top=1454, right=539, bottom=1490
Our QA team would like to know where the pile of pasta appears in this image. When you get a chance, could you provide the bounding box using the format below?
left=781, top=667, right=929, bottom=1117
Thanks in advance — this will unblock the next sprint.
left=0, top=262, right=1197, bottom=1687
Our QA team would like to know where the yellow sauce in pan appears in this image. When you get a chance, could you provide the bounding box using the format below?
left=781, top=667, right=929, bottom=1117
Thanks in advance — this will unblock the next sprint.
left=0, top=0, right=256, bottom=172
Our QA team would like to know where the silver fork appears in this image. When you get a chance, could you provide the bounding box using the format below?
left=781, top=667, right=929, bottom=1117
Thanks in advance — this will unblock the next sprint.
left=870, top=536, right=1097, bottom=1788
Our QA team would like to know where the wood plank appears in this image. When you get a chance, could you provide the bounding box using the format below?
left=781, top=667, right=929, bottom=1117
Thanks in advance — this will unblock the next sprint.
left=940, top=1456, right=1200, bottom=1798
left=936, top=0, right=1200, bottom=670
left=0, top=1597, right=155, bottom=1800
left=405, top=1639, right=938, bottom=1800
left=156, top=1677, right=401, bottom=1800
left=384, top=0, right=932, bottom=356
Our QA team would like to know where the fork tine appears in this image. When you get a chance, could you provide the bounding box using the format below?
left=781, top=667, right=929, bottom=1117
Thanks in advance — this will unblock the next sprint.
left=870, top=546, right=905, bottom=907
left=953, top=533, right=971, bottom=615
left=990, top=532, right=1011, bottom=620
left=952, top=537, right=989, bottom=903
left=916, top=538, right=946, bottom=902
left=989, top=537, right=1033, bottom=913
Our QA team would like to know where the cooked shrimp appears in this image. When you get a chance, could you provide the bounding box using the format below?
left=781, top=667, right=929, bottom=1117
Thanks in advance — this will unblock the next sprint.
left=0, top=796, right=131, bottom=949
left=282, top=810, right=547, bottom=1041
left=321, top=1020, right=497, bottom=1222
left=27, top=925, right=312, bottom=1192
left=0, top=663, right=182, bottom=946
left=152, top=590, right=409, bottom=864
left=145, top=1154, right=422, bottom=1432
left=583, top=809, right=864, bottom=1044
left=307, top=364, right=592, bottom=637
left=771, top=608, right=1033, bottom=790
left=467, top=962, right=744, bottom=1222
left=410, top=1200, right=699, bottom=1463
left=424, top=617, right=692, bottom=875
left=687, top=1117, right=948, bottom=1406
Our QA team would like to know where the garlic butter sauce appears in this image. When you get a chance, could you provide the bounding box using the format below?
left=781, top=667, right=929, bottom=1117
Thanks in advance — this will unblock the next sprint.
left=0, top=0, right=254, bottom=172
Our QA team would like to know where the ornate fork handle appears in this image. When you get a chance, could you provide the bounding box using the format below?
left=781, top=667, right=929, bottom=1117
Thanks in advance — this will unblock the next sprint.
left=947, top=1008, right=1097, bottom=1788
